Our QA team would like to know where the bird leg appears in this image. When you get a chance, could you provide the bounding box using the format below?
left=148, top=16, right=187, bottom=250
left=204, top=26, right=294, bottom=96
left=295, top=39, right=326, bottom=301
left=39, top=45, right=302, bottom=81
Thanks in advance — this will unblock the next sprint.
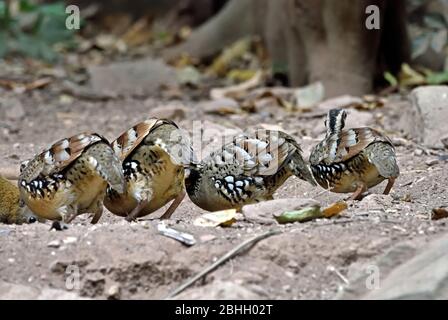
left=349, top=183, right=367, bottom=201
left=125, top=199, right=149, bottom=222
left=160, top=190, right=185, bottom=220
left=50, top=221, right=69, bottom=231
left=59, top=205, right=77, bottom=224
left=89, top=201, right=103, bottom=225
left=383, top=177, right=396, bottom=195
left=87, top=190, right=106, bottom=224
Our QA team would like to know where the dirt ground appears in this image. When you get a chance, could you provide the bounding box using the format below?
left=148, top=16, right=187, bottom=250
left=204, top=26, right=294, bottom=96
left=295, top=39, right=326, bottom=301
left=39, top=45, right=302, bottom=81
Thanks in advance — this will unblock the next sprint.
left=0, top=77, right=447, bottom=300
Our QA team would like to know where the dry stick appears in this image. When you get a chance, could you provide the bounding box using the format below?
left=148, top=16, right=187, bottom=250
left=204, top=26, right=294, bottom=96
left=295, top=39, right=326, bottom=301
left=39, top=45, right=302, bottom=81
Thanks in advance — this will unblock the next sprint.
left=165, top=229, right=282, bottom=299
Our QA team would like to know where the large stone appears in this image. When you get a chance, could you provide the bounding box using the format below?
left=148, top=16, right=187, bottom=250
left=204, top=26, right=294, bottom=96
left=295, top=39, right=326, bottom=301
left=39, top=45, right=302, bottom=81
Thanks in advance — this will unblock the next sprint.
left=400, top=86, right=448, bottom=149
left=336, top=242, right=418, bottom=299
left=88, top=58, right=178, bottom=97
left=338, top=233, right=448, bottom=300
left=364, top=233, right=448, bottom=299
left=242, top=198, right=321, bottom=225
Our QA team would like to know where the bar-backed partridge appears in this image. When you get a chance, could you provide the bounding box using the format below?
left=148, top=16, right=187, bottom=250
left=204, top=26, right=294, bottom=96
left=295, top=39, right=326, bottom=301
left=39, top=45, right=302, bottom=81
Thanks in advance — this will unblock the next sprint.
left=18, top=133, right=125, bottom=225
left=104, top=118, right=193, bottom=221
left=309, top=109, right=400, bottom=200
left=0, top=175, right=40, bottom=224
left=185, top=129, right=316, bottom=212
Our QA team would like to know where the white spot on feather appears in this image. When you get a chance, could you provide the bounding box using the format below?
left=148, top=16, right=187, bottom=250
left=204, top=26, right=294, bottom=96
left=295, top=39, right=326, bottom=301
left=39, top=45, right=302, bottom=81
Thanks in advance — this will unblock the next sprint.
left=59, top=139, right=70, bottom=149
left=79, top=136, right=92, bottom=145
left=225, top=176, right=234, bottom=183
left=88, top=156, right=98, bottom=168
left=56, top=150, right=70, bottom=162
left=44, top=151, right=54, bottom=164
left=259, top=153, right=273, bottom=164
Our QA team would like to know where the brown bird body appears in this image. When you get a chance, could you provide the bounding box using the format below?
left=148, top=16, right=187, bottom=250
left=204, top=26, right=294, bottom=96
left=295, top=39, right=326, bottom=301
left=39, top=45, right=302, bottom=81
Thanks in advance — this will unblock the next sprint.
left=104, top=119, right=193, bottom=221
left=18, top=133, right=124, bottom=224
left=185, top=129, right=316, bottom=212
left=309, top=109, right=399, bottom=200
left=0, top=175, right=39, bottom=224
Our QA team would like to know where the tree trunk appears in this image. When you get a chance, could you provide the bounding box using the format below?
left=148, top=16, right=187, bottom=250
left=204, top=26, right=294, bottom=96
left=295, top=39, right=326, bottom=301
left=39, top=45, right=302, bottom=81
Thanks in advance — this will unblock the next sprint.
left=164, top=0, right=258, bottom=60
left=163, top=0, right=410, bottom=97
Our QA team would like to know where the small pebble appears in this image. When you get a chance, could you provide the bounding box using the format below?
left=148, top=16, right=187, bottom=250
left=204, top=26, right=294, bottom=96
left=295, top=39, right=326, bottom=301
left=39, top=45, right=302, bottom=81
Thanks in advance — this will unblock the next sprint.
left=426, top=159, right=439, bottom=166
left=63, top=237, right=77, bottom=244
left=47, top=240, right=61, bottom=248
left=414, top=149, right=423, bottom=156
left=107, top=284, right=121, bottom=300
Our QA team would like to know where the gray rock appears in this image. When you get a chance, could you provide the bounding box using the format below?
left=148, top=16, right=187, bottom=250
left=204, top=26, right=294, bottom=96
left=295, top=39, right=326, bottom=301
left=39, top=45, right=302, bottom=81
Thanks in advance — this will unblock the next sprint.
left=402, top=86, right=448, bottom=149
left=88, top=58, right=178, bottom=97
left=242, top=198, right=321, bottom=225
left=339, top=233, right=448, bottom=300
left=177, top=66, right=202, bottom=86
left=106, top=283, right=121, bottom=300
left=364, top=233, right=448, bottom=299
left=337, top=242, right=418, bottom=299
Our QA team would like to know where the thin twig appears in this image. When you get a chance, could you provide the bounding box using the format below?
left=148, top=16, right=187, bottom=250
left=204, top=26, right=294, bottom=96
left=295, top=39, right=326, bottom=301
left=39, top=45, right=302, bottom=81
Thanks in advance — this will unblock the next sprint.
left=327, top=265, right=349, bottom=285
left=164, top=229, right=281, bottom=299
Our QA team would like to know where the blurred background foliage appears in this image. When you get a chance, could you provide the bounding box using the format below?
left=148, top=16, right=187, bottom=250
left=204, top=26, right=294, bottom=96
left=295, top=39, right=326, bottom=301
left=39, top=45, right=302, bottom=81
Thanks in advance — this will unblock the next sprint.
left=1, top=0, right=448, bottom=93
left=0, top=0, right=76, bottom=61
left=408, top=0, right=448, bottom=67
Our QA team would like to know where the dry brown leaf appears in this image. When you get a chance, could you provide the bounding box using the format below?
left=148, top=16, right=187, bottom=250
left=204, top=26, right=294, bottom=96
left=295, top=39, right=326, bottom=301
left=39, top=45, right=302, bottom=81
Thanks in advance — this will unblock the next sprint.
left=194, top=209, right=237, bottom=227
left=171, top=53, right=198, bottom=69
left=322, top=201, right=348, bottom=218
left=432, top=208, right=448, bottom=220
left=206, top=38, right=251, bottom=76
left=352, top=95, right=387, bottom=111
left=210, top=70, right=263, bottom=100
left=204, top=106, right=239, bottom=116
left=121, top=17, right=153, bottom=47
left=100, top=13, right=133, bottom=36
left=0, top=77, right=52, bottom=91
left=227, top=69, right=257, bottom=82
left=25, top=77, right=52, bottom=90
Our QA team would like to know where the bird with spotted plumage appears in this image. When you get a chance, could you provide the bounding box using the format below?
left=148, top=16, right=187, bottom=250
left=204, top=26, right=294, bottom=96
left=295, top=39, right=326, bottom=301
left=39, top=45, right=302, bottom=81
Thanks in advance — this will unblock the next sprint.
left=18, top=133, right=125, bottom=227
left=185, top=129, right=316, bottom=212
left=309, top=108, right=400, bottom=200
left=104, top=118, right=193, bottom=221
left=0, top=175, right=40, bottom=225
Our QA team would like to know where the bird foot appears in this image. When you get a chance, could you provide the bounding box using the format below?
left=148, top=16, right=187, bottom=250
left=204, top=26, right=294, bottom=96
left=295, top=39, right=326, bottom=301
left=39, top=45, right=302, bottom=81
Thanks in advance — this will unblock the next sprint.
left=50, top=221, right=68, bottom=231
